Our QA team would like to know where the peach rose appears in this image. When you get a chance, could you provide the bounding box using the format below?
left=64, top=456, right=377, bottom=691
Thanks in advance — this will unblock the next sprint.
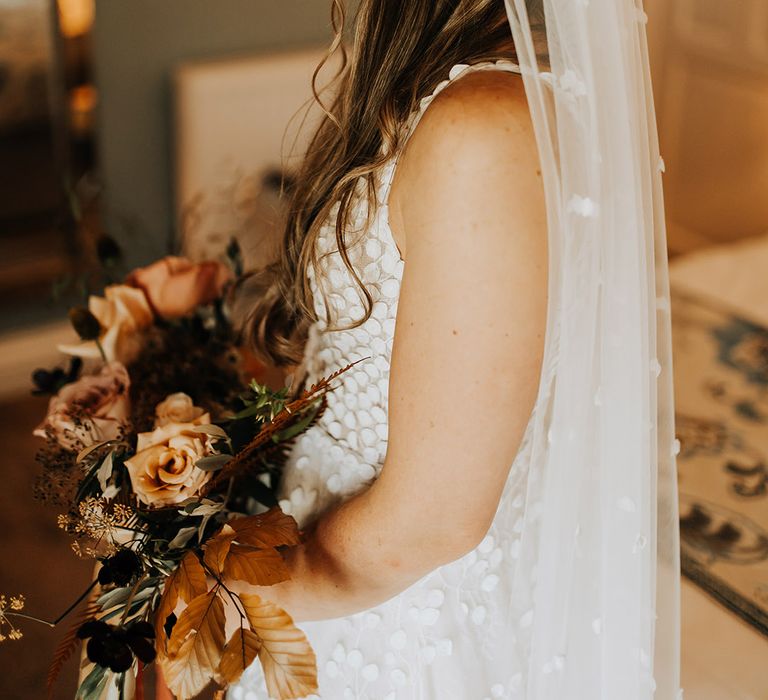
left=126, top=256, right=230, bottom=319
left=34, top=362, right=131, bottom=451
left=58, top=285, right=154, bottom=364
left=125, top=414, right=214, bottom=507
left=154, top=393, right=206, bottom=427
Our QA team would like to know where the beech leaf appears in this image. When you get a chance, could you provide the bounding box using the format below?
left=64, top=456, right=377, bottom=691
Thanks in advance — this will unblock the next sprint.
left=240, top=594, right=318, bottom=700
left=228, top=508, right=301, bottom=550
left=173, top=551, right=208, bottom=604
left=223, top=545, right=291, bottom=587
left=217, top=627, right=261, bottom=685
left=203, top=524, right=237, bottom=576
left=156, top=551, right=207, bottom=654
left=162, top=591, right=226, bottom=699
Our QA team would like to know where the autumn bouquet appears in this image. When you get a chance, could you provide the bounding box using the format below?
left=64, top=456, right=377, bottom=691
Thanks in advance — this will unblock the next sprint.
left=1, top=243, right=341, bottom=699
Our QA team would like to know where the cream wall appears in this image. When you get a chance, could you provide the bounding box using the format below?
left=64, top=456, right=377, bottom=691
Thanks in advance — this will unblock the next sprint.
left=93, top=0, right=335, bottom=269
left=646, top=0, right=768, bottom=254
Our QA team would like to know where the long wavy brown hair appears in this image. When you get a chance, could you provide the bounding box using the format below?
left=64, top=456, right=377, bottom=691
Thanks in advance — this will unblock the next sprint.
left=245, top=0, right=544, bottom=367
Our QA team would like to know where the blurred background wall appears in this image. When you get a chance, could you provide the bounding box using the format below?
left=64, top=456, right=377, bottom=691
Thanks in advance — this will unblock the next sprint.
left=93, top=0, right=335, bottom=270
left=646, top=0, right=768, bottom=254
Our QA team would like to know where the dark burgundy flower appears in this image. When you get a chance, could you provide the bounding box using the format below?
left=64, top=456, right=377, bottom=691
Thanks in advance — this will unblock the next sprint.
left=78, top=619, right=156, bottom=673
left=31, top=358, right=83, bottom=396
left=98, top=549, right=143, bottom=587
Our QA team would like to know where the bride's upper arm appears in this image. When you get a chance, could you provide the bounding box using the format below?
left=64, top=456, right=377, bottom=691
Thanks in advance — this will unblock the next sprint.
left=372, top=72, right=548, bottom=567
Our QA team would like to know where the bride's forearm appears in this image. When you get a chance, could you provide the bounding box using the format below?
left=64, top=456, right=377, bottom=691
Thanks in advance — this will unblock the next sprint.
left=228, top=481, right=467, bottom=623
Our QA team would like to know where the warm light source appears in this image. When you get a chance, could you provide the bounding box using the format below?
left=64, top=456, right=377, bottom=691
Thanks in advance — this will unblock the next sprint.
left=57, top=0, right=94, bottom=38
left=69, top=83, right=97, bottom=136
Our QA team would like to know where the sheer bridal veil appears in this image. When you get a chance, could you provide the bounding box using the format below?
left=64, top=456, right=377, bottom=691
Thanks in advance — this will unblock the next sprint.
left=502, top=1, right=681, bottom=698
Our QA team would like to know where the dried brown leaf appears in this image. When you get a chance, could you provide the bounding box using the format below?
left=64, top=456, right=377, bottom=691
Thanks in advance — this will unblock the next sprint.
left=240, top=593, right=318, bottom=700
left=217, top=627, right=261, bottom=685
left=203, top=524, right=237, bottom=576
left=174, top=551, right=208, bottom=604
left=161, top=591, right=226, bottom=699
left=156, top=552, right=208, bottom=655
left=223, top=544, right=291, bottom=587
left=228, top=508, right=301, bottom=549
left=155, top=592, right=176, bottom=657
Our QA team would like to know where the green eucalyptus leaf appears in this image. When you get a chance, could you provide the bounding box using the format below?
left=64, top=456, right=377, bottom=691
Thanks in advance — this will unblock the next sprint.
left=76, top=664, right=109, bottom=700
left=229, top=403, right=260, bottom=420
left=97, top=585, right=132, bottom=610
left=96, top=451, right=115, bottom=493
left=77, top=440, right=120, bottom=463
left=182, top=501, right=224, bottom=517
left=195, top=454, right=232, bottom=472
left=273, top=405, right=320, bottom=443
left=189, top=424, right=229, bottom=439
left=198, top=513, right=214, bottom=543
left=167, top=526, right=198, bottom=549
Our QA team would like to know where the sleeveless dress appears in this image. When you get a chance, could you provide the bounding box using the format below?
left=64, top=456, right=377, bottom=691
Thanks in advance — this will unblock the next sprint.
left=229, top=60, right=536, bottom=700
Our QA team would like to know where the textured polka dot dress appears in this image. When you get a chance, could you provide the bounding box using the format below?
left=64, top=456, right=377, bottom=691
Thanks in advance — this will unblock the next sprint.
left=228, top=61, right=536, bottom=700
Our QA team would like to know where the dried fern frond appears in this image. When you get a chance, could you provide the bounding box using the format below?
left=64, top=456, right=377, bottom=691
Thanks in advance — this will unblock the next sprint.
left=46, top=598, right=101, bottom=697
left=203, top=360, right=361, bottom=494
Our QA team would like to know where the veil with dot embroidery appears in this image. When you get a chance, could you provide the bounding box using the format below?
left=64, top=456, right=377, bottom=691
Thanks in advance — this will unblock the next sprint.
left=501, top=1, right=681, bottom=698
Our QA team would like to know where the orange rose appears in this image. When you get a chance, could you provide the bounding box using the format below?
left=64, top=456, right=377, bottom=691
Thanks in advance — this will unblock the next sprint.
left=126, top=256, right=230, bottom=319
left=34, top=362, right=130, bottom=451
left=124, top=414, right=213, bottom=507
left=58, top=285, right=153, bottom=364
left=154, top=392, right=206, bottom=427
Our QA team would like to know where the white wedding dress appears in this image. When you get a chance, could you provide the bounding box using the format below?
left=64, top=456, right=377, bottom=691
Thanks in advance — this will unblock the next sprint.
left=228, top=60, right=537, bottom=700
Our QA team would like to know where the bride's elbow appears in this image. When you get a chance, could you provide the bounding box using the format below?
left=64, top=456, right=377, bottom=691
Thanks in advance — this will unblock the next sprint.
left=381, top=518, right=490, bottom=582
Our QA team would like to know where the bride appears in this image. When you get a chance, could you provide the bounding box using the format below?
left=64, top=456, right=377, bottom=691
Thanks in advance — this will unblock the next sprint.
left=166, top=0, right=681, bottom=698
left=231, top=3, right=546, bottom=700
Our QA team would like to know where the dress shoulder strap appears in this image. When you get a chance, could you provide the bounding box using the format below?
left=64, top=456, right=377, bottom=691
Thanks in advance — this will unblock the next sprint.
left=408, top=60, right=522, bottom=142
left=378, top=59, right=522, bottom=206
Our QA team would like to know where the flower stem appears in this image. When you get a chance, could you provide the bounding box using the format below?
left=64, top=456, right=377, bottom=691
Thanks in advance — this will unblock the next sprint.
left=202, top=562, right=247, bottom=623
left=120, top=577, right=145, bottom=624
left=4, top=611, right=55, bottom=627
left=6, top=579, right=99, bottom=628
left=95, top=339, right=107, bottom=363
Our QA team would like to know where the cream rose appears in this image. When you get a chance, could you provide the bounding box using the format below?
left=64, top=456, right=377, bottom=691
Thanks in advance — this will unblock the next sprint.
left=34, top=362, right=131, bottom=451
left=58, top=285, right=154, bottom=364
left=154, top=393, right=206, bottom=427
left=125, top=414, right=214, bottom=507
left=126, top=256, right=230, bottom=319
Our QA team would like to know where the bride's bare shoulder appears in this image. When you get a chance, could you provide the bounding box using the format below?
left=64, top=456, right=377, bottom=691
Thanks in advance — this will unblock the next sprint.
left=389, top=70, right=541, bottom=255
left=429, top=68, right=529, bottom=121
left=413, top=70, right=531, bottom=146
left=393, top=69, right=538, bottom=195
